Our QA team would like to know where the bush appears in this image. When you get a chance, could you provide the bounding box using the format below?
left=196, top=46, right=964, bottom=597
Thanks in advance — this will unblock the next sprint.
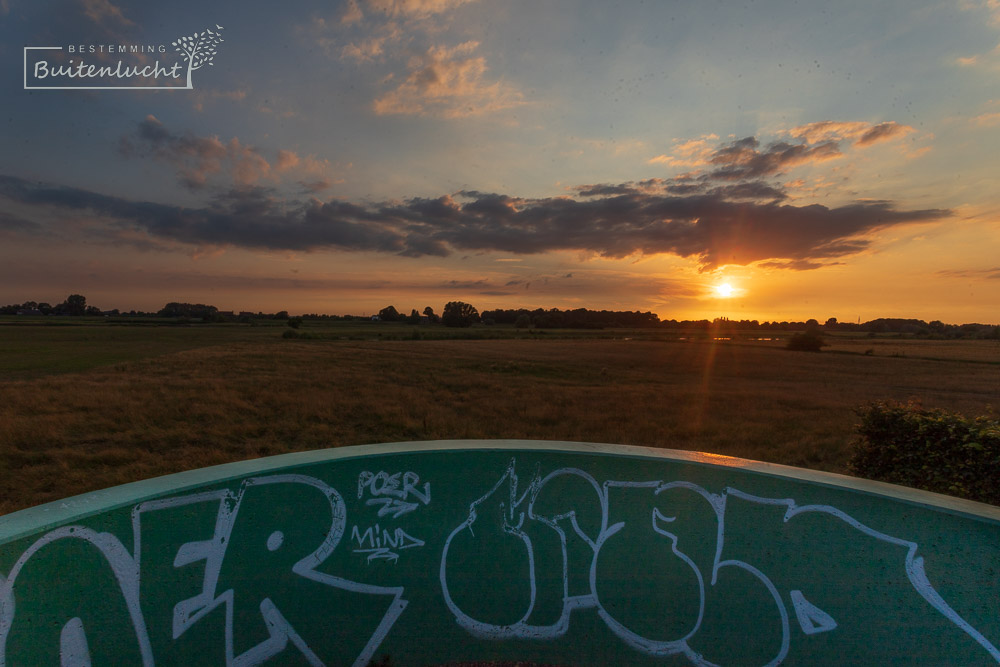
left=785, top=329, right=827, bottom=351
left=849, top=402, right=1000, bottom=504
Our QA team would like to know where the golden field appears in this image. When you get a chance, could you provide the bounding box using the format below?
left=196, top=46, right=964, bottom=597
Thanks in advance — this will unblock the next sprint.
left=1, top=322, right=998, bottom=514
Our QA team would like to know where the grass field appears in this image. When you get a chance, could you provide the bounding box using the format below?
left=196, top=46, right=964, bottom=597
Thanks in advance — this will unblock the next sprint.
left=1, top=320, right=998, bottom=514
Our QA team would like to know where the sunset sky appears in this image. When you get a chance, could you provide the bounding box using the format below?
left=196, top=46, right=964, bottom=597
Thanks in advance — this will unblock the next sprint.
left=2, top=0, right=999, bottom=322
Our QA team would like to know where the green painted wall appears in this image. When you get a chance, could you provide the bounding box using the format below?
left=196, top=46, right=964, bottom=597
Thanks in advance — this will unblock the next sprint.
left=1, top=440, right=998, bottom=665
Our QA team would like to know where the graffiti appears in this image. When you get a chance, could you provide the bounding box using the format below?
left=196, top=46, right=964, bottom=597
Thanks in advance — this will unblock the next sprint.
left=357, top=471, right=430, bottom=519
left=439, top=460, right=1000, bottom=665
left=0, top=474, right=407, bottom=667
left=0, top=447, right=998, bottom=665
left=352, top=470, right=430, bottom=565
left=352, top=524, right=426, bottom=563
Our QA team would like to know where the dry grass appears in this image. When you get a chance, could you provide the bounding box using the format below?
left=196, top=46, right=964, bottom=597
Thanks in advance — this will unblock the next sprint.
left=1, top=337, right=998, bottom=514
left=824, top=336, right=1000, bottom=362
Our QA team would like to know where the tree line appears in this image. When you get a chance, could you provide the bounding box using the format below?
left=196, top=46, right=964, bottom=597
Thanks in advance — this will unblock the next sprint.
left=3, top=295, right=998, bottom=338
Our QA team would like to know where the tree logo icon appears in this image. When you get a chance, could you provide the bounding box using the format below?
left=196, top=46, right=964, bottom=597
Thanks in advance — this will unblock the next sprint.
left=172, top=24, right=225, bottom=89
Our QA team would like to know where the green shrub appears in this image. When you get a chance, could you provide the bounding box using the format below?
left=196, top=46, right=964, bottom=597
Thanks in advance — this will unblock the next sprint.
left=849, top=402, right=1000, bottom=504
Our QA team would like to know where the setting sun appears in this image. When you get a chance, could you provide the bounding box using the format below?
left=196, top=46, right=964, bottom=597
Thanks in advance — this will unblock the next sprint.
left=715, top=283, right=735, bottom=298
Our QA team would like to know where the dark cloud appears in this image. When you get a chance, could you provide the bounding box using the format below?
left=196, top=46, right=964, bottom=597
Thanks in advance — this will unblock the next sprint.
left=120, top=115, right=338, bottom=192
left=120, top=115, right=231, bottom=189
left=936, top=267, right=1000, bottom=280
left=577, top=179, right=785, bottom=202
left=576, top=183, right=640, bottom=197
left=299, top=179, right=334, bottom=193
left=0, top=210, right=42, bottom=234
left=0, top=172, right=949, bottom=271
left=856, top=121, right=912, bottom=147
left=706, top=137, right=842, bottom=180
left=757, top=259, right=842, bottom=271
left=706, top=182, right=787, bottom=201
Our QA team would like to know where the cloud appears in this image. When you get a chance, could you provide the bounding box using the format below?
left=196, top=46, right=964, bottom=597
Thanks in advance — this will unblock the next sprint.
left=705, top=136, right=843, bottom=181
left=855, top=122, right=915, bottom=146
left=973, top=111, right=1000, bottom=126
left=373, top=41, right=524, bottom=117
left=365, top=0, right=477, bottom=19
left=937, top=267, right=1000, bottom=280
left=339, top=23, right=403, bottom=62
left=191, top=88, right=249, bottom=113
left=119, top=115, right=337, bottom=191
left=645, top=122, right=917, bottom=191
left=575, top=178, right=785, bottom=202
left=0, top=210, right=42, bottom=235
left=342, top=0, right=364, bottom=24
left=757, top=259, right=841, bottom=271
left=342, top=35, right=391, bottom=62
left=647, top=135, right=719, bottom=167
left=787, top=120, right=914, bottom=147
left=960, top=0, right=1000, bottom=26
left=0, top=172, right=948, bottom=272
left=79, top=0, right=133, bottom=27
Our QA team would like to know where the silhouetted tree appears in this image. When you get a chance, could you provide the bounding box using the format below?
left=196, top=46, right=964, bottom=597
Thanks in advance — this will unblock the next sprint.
left=64, top=294, right=87, bottom=316
left=442, top=301, right=479, bottom=327
left=422, top=306, right=438, bottom=323
left=377, top=305, right=401, bottom=322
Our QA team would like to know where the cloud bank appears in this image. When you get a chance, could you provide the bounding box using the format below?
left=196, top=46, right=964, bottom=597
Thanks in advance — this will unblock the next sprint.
left=0, top=176, right=947, bottom=271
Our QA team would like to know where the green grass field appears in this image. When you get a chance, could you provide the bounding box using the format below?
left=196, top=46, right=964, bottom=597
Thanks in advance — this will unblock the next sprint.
left=1, top=319, right=998, bottom=513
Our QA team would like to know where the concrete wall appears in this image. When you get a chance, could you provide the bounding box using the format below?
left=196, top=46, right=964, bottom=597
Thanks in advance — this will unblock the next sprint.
left=1, top=440, right=998, bottom=665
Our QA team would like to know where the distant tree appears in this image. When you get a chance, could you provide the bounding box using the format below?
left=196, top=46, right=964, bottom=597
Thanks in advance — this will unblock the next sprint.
left=422, top=306, right=438, bottom=323
left=378, top=305, right=401, bottom=322
left=442, top=301, right=480, bottom=328
left=514, top=314, right=532, bottom=329
left=37, top=302, right=53, bottom=315
left=287, top=317, right=302, bottom=329
left=273, top=310, right=289, bottom=320
left=406, top=308, right=421, bottom=324
left=63, top=294, right=87, bottom=316
left=825, top=317, right=838, bottom=330
left=786, top=330, right=828, bottom=352
left=85, top=306, right=101, bottom=316
left=157, top=302, right=219, bottom=320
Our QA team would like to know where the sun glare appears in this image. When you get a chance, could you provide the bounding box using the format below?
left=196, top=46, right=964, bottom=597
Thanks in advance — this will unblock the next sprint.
left=715, top=283, right=735, bottom=298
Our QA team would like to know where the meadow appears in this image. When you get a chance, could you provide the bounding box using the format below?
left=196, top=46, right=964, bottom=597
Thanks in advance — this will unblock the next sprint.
left=1, top=319, right=998, bottom=514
